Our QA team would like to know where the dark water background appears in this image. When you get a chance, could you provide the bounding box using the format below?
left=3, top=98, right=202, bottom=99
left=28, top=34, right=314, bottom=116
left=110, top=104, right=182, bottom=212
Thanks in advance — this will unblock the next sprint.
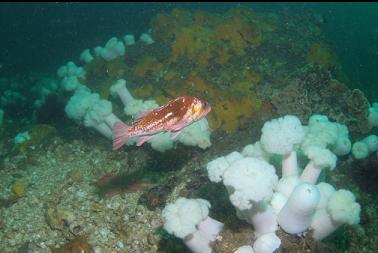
left=1, top=2, right=377, bottom=99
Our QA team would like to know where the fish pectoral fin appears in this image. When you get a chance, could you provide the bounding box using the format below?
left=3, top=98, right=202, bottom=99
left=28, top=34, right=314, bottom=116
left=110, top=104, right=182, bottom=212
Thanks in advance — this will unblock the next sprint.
left=170, top=130, right=183, bottom=140
left=167, top=121, right=186, bottom=132
left=167, top=122, right=186, bottom=140
left=136, top=135, right=154, bottom=146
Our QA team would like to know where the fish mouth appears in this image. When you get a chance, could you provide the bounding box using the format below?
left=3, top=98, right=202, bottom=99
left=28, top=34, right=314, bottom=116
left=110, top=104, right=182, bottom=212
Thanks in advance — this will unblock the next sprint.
left=204, top=102, right=212, bottom=115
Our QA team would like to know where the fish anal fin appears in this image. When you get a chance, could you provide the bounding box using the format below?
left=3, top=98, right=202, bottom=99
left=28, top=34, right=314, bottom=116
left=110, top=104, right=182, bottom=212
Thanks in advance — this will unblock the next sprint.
left=136, top=135, right=154, bottom=146
left=171, top=130, right=183, bottom=140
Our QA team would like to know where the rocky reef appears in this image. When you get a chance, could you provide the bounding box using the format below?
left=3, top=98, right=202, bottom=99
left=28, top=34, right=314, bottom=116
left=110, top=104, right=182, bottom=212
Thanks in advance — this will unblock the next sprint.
left=267, top=65, right=371, bottom=138
left=0, top=5, right=377, bottom=253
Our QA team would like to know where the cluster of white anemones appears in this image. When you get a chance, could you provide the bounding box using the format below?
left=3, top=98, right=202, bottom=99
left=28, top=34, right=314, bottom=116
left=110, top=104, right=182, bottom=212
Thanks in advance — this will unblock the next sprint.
left=162, top=115, right=361, bottom=253
left=55, top=31, right=212, bottom=152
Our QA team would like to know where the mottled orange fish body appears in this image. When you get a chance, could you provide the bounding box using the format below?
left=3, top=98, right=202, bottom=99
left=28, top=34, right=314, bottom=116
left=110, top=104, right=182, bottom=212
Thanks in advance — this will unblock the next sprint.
left=130, top=96, right=208, bottom=135
left=113, top=96, right=211, bottom=150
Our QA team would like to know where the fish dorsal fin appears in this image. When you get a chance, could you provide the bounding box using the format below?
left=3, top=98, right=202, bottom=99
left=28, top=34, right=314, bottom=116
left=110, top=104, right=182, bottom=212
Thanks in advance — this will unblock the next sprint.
left=132, top=110, right=155, bottom=124
left=134, top=110, right=151, bottom=121
left=132, top=103, right=168, bottom=123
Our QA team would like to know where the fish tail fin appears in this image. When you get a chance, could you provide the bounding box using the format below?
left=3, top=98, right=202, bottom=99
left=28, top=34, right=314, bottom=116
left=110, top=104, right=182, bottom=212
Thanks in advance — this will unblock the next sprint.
left=113, top=122, right=130, bottom=150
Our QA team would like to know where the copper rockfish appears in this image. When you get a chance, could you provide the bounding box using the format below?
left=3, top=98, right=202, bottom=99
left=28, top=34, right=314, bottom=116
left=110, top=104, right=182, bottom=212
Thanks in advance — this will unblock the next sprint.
left=113, top=96, right=211, bottom=150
